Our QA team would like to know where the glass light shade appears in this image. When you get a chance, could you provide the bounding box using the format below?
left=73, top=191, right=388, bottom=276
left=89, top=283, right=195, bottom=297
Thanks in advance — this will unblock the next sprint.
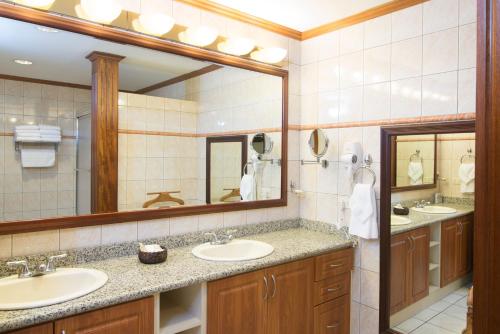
left=75, top=0, right=122, bottom=24
left=250, top=47, right=287, bottom=64
left=13, top=0, right=55, bottom=10
left=132, top=13, right=175, bottom=36
left=217, top=37, right=255, bottom=56
left=178, top=26, right=218, bottom=47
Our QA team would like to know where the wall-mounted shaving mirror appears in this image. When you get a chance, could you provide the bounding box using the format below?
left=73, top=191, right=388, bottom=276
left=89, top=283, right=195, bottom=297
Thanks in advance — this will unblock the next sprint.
left=309, top=129, right=329, bottom=157
left=0, top=15, right=286, bottom=231
left=251, top=133, right=274, bottom=155
left=390, top=134, right=437, bottom=192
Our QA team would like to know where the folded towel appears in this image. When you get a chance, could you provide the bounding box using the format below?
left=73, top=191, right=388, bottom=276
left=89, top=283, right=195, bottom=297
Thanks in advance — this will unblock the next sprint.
left=39, top=124, right=60, bottom=131
left=408, top=161, right=424, bottom=185
left=20, top=144, right=56, bottom=168
left=459, top=163, right=475, bottom=193
left=15, top=125, right=39, bottom=131
left=40, top=130, right=61, bottom=136
left=349, top=183, right=379, bottom=239
left=240, top=174, right=256, bottom=201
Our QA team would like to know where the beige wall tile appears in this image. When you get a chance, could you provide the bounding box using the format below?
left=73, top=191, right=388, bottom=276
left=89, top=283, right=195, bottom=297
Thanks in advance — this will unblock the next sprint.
left=60, top=226, right=101, bottom=250
left=138, top=219, right=170, bottom=240
left=0, top=235, right=12, bottom=259
left=12, top=230, right=60, bottom=256
left=101, top=222, right=138, bottom=245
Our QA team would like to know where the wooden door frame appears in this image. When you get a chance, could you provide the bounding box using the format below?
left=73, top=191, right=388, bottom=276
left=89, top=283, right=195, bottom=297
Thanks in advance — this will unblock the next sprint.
left=379, top=120, right=475, bottom=333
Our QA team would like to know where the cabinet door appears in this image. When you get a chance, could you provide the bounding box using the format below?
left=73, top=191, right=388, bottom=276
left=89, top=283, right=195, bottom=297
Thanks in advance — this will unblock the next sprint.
left=409, top=227, right=430, bottom=303
left=441, top=219, right=459, bottom=287
left=390, top=232, right=410, bottom=314
left=208, top=270, right=267, bottom=334
left=266, top=258, right=314, bottom=334
left=8, top=323, right=53, bottom=334
left=54, top=297, right=154, bottom=334
left=457, top=216, right=473, bottom=277
left=313, top=294, right=350, bottom=334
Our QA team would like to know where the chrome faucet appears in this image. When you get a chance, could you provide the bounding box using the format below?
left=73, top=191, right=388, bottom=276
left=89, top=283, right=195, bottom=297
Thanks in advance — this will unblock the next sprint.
left=7, top=253, right=67, bottom=278
left=414, top=200, right=431, bottom=208
left=205, top=230, right=237, bottom=245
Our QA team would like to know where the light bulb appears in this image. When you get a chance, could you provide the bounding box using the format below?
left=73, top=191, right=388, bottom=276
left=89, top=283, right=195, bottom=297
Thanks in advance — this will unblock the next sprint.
left=132, top=13, right=175, bottom=36
left=250, top=47, right=287, bottom=64
left=75, top=0, right=122, bottom=24
left=178, top=26, right=218, bottom=47
left=217, top=37, right=255, bottom=56
left=13, top=0, right=55, bottom=10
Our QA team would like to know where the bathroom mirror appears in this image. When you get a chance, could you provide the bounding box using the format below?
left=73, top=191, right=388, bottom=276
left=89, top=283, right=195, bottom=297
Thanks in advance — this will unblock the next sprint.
left=206, top=136, right=247, bottom=204
left=308, top=129, right=329, bottom=157
left=390, top=134, right=437, bottom=192
left=0, top=14, right=286, bottom=231
left=251, top=133, right=274, bottom=155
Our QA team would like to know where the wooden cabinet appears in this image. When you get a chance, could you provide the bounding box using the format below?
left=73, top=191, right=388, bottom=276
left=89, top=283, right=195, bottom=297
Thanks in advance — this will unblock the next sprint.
left=390, top=227, right=430, bottom=314
left=441, top=215, right=473, bottom=287
left=54, top=297, right=154, bottom=334
left=7, top=323, right=53, bottom=334
left=208, top=248, right=353, bottom=334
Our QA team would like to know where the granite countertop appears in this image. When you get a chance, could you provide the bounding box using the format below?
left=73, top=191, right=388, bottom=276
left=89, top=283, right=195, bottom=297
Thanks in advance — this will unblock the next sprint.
left=0, top=227, right=352, bottom=332
left=390, top=203, right=474, bottom=235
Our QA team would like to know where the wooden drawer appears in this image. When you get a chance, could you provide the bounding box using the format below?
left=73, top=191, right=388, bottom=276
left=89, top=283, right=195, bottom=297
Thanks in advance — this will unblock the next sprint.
left=315, top=248, right=353, bottom=281
left=313, top=272, right=350, bottom=306
left=314, top=294, right=350, bottom=334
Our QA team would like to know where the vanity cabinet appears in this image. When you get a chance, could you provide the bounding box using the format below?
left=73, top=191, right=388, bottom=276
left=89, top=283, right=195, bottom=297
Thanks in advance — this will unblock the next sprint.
left=441, top=215, right=473, bottom=287
left=8, top=323, right=53, bottom=334
left=207, top=247, right=353, bottom=334
left=390, top=227, right=430, bottom=314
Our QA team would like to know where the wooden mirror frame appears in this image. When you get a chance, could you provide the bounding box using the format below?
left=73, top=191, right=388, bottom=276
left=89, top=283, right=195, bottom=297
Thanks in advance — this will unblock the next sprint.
left=206, top=135, right=248, bottom=204
left=379, top=120, right=476, bottom=333
left=0, top=3, right=288, bottom=235
left=390, top=134, right=438, bottom=192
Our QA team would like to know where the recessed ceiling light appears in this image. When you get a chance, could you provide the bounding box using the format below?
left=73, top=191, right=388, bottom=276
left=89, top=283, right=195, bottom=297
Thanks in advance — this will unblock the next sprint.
left=37, top=26, right=59, bottom=33
left=14, top=59, right=33, bottom=65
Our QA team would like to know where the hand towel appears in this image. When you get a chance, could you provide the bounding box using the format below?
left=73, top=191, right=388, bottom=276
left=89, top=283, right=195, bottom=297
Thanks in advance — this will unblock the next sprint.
left=408, top=161, right=424, bottom=185
left=20, top=144, right=56, bottom=167
left=349, top=183, right=379, bottom=239
left=240, top=174, right=256, bottom=201
left=459, top=163, right=475, bottom=193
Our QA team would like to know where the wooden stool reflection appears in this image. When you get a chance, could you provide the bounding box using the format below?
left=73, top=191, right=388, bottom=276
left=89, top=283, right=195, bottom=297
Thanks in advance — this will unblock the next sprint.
left=143, top=191, right=185, bottom=208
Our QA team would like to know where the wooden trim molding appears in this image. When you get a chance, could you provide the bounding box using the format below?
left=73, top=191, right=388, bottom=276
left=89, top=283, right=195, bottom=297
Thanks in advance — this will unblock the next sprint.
left=87, top=51, right=124, bottom=214
left=175, top=0, right=303, bottom=40
left=0, top=73, right=91, bottom=90
left=379, top=120, right=475, bottom=332
left=135, top=64, right=223, bottom=94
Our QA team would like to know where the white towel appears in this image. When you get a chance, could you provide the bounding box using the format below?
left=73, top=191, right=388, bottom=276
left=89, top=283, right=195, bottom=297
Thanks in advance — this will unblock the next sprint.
left=408, top=161, right=424, bottom=185
left=459, top=163, right=475, bottom=193
left=349, top=184, right=379, bottom=239
left=20, top=144, right=56, bottom=167
left=39, top=124, right=60, bottom=131
left=240, top=174, right=256, bottom=201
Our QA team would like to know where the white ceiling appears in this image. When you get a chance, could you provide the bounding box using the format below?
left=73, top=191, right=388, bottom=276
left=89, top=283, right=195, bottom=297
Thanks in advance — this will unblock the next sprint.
left=0, top=17, right=210, bottom=91
left=211, top=0, right=393, bottom=31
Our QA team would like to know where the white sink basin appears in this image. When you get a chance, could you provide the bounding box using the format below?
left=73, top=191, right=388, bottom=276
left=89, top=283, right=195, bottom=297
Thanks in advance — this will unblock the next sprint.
left=192, top=239, right=274, bottom=262
left=412, top=206, right=457, bottom=214
left=391, top=215, right=412, bottom=226
left=0, top=268, right=108, bottom=310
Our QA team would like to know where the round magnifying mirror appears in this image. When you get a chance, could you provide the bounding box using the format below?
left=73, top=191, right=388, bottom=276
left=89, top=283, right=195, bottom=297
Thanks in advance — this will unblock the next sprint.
left=252, top=133, right=273, bottom=154
left=308, top=129, right=329, bottom=157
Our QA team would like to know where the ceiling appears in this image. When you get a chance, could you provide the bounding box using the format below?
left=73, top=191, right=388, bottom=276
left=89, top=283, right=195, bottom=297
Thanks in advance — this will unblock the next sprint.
left=0, top=17, right=210, bottom=91
left=210, top=0, right=394, bottom=31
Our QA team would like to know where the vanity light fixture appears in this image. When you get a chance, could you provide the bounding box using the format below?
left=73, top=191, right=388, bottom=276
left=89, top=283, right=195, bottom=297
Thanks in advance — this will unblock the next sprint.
left=179, top=26, right=218, bottom=47
left=217, top=37, right=255, bottom=56
left=75, top=0, right=122, bottom=24
left=132, top=13, right=175, bottom=37
left=12, top=0, right=55, bottom=10
left=250, top=47, right=287, bottom=64
left=36, top=26, right=59, bottom=33
left=14, top=59, right=33, bottom=65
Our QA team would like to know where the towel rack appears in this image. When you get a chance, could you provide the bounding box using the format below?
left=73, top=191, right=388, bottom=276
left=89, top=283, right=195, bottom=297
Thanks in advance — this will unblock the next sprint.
left=409, top=149, right=423, bottom=162
left=352, top=154, right=376, bottom=186
left=460, top=148, right=475, bottom=163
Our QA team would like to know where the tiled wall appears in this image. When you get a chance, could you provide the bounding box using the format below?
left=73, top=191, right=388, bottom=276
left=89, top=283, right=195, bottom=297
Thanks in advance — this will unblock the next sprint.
left=395, top=134, right=436, bottom=186
left=297, top=0, right=477, bottom=332
left=0, top=79, right=89, bottom=222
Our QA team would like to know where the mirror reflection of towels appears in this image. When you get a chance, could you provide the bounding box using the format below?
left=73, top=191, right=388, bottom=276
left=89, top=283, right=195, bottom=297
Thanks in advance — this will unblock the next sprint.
left=459, top=163, right=475, bottom=193
left=408, top=161, right=424, bottom=185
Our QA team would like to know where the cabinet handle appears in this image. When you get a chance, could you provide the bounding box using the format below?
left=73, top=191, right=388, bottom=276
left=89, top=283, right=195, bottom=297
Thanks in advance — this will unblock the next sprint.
left=329, top=262, right=343, bottom=268
left=61, top=331, right=66, bottom=334
left=263, top=276, right=268, bottom=300
left=326, top=323, right=339, bottom=329
left=407, top=237, right=413, bottom=252
left=326, top=285, right=341, bottom=292
left=410, top=236, right=416, bottom=251
left=271, top=274, right=277, bottom=298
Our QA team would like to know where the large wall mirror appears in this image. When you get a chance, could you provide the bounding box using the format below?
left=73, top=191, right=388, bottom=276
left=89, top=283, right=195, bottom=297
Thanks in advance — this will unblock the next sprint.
left=0, top=14, right=286, bottom=232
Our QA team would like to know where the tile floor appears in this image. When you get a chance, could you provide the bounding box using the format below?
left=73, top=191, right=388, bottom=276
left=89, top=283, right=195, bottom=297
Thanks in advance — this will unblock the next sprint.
left=393, top=286, right=470, bottom=334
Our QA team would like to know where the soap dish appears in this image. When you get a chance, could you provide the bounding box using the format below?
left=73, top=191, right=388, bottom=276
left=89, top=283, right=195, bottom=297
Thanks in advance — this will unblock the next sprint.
left=138, top=246, right=168, bottom=264
left=393, top=207, right=410, bottom=215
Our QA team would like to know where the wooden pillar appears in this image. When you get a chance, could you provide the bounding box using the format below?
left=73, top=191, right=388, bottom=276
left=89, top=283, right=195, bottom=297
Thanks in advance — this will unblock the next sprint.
left=86, top=51, right=124, bottom=214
